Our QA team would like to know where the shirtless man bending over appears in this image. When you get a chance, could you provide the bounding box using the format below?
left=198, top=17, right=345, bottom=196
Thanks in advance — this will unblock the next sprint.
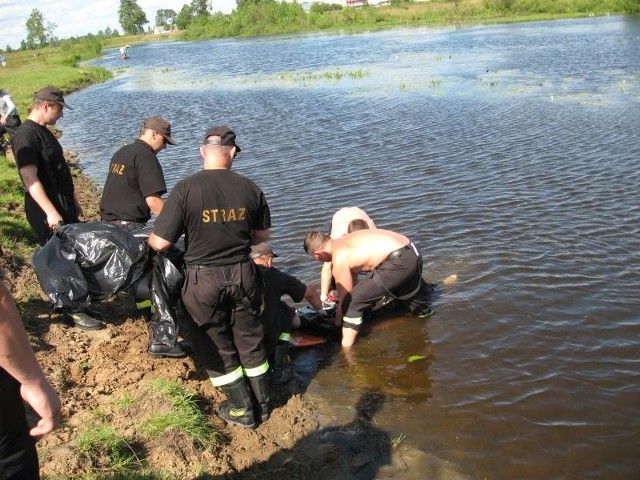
left=304, top=228, right=432, bottom=348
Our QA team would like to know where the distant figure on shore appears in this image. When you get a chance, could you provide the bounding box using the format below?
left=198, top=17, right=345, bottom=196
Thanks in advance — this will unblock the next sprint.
left=0, top=88, right=21, bottom=151
left=119, top=45, right=130, bottom=59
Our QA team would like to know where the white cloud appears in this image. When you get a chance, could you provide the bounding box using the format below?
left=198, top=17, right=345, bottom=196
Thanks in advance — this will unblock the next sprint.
left=0, top=0, right=237, bottom=51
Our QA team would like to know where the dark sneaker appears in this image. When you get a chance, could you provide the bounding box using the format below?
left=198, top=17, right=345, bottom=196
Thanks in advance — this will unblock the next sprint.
left=64, top=311, right=104, bottom=330
left=148, top=342, right=189, bottom=359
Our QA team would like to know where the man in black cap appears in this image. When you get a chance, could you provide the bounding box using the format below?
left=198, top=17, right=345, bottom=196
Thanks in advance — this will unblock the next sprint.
left=99, top=116, right=186, bottom=358
left=13, top=86, right=103, bottom=330
left=100, top=116, right=175, bottom=231
left=149, top=126, right=272, bottom=429
left=250, top=242, right=323, bottom=383
left=13, top=86, right=77, bottom=245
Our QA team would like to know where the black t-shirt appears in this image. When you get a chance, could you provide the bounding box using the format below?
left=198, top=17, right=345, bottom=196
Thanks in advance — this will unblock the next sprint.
left=258, top=264, right=306, bottom=324
left=153, top=169, right=271, bottom=266
left=99, top=139, right=167, bottom=223
left=12, top=119, right=74, bottom=196
left=257, top=264, right=307, bottom=352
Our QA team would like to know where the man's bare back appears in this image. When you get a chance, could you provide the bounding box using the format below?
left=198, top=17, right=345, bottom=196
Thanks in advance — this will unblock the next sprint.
left=331, top=229, right=410, bottom=280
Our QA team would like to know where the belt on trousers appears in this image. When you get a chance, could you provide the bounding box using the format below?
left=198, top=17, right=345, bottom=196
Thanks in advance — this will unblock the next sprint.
left=387, top=242, right=419, bottom=261
left=187, top=261, right=249, bottom=269
left=375, top=241, right=422, bottom=301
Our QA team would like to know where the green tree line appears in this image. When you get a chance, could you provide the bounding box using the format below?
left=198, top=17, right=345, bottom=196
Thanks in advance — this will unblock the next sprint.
left=8, top=0, right=640, bottom=54
left=177, top=0, right=640, bottom=41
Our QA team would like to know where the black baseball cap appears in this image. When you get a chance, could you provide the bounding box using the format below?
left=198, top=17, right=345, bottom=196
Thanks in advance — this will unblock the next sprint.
left=202, top=126, right=241, bottom=152
left=250, top=243, right=278, bottom=258
left=143, top=116, right=176, bottom=145
left=34, top=86, right=72, bottom=109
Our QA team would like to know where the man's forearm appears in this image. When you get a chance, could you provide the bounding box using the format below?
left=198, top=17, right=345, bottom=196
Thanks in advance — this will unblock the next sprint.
left=0, top=283, right=47, bottom=385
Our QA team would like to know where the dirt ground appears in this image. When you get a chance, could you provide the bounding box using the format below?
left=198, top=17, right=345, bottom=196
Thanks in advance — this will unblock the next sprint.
left=1, top=150, right=417, bottom=479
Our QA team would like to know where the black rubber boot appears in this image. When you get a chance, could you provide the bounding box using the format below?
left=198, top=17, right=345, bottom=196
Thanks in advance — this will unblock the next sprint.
left=219, top=378, right=256, bottom=429
left=271, top=344, right=292, bottom=384
left=248, top=373, right=271, bottom=423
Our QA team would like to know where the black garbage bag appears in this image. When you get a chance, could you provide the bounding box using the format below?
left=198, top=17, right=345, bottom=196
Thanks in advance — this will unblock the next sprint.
left=123, top=229, right=186, bottom=346
left=144, top=244, right=186, bottom=345
left=31, top=235, right=90, bottom=310
left=32, top=221, right=149, bottom=310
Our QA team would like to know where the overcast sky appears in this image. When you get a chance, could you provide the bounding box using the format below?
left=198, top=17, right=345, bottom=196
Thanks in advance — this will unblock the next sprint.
left=0, top=0, right=237, bottom=50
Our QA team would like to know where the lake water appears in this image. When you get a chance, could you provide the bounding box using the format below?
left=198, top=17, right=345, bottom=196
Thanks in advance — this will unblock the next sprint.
left=59, top=14, right=640, bottom=479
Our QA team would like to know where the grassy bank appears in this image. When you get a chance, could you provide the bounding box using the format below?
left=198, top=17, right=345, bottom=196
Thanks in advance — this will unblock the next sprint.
left=0, top=45, right=112, bottom=120
left=0, top=156, right=33, bottom=259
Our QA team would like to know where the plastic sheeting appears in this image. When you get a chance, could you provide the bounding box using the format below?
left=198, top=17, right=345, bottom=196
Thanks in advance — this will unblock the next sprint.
left=32, top=221, right=149, bottom=309
left=32, top=222, right=186, bottom=345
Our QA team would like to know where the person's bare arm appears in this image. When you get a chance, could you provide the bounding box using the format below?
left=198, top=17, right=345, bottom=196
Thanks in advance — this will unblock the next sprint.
left=0, top=282, right=61, bottom=436
left=332, top=258, right=354, bottom=323
left=320, top=261, right=333, bottom=299
left=304, top=284, right=323, bottom=310
left=148, top=233, right=172, bottom=252
left=19, top=165, right=63, bottom=228
left=145, top=194, right=164, bottom=217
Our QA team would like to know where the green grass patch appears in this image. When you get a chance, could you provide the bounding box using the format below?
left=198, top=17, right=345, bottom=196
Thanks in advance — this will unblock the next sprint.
left=0, top=155, right=36, bottom=258
left=113, top=392, right=136, bottom=409
left=143, top=379, right=220, bottom=448
left=0, top=46, right=112, bottom=121
left=71, top=380, right=222, bottom=478
left=76, top=422, right=141, bottom=474
left=274, top=67, right=372, bottom=84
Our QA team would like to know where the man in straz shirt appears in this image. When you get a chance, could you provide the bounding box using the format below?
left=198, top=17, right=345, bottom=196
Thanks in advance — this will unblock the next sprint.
left=149, top=126, right=272, bottom=429
left=99, top=116, right=189, bottom=358
left=100, top=116, right=174, bottom=231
